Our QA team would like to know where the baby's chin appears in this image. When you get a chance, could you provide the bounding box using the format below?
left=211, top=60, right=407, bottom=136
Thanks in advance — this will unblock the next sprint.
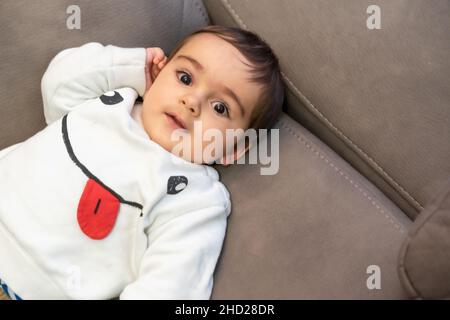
left=168, top=143, right=224, bottom=165
left=162, top=135, right=229, bottom=165
left=142, top=116, right=230, bottom=165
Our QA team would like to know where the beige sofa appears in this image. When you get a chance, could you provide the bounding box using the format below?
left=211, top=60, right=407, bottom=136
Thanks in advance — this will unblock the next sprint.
left=0, top=0, right=448, bottom=299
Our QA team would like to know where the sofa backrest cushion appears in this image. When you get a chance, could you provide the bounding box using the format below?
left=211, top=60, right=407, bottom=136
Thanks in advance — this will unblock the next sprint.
left=203, top=0, right=450, bottom=218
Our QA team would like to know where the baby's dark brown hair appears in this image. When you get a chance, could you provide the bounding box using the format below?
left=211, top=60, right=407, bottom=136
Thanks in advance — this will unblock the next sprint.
left=167, top=25, right=285, bottom=131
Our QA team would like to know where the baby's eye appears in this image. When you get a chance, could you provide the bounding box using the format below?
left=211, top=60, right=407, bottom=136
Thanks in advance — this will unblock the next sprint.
left=176, top=71, right=192, bottom=85
left=212, top=101, right=229, bottom=117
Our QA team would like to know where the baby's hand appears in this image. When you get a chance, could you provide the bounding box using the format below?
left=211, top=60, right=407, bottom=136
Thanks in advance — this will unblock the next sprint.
left=145, top=47, right=168, bottom=91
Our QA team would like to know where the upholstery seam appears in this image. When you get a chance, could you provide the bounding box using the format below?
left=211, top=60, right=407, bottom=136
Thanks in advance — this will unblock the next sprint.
left=279, top=119, right=406, bottom=234
left=281, top=74, right=423, bottom=211
left=220, top=0, right=424, bottom=212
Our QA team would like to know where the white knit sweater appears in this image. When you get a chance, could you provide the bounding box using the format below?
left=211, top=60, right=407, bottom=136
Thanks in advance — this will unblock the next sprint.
left=0, top=43, right=231, bottom=300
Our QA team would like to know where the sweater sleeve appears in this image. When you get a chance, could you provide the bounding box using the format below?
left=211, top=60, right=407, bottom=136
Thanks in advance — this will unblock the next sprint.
left=120, top=205, right=228, bottom=300
left=41, top=42, right=146, bottom=125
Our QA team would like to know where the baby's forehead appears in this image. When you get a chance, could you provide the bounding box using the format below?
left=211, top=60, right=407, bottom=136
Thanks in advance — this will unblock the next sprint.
left=178, top=34, right=252, bottom=66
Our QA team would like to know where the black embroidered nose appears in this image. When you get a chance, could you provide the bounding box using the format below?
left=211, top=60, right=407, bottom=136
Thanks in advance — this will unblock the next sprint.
left=167, top=176, right=188, bottom=194
left=100, top=91, right=123, bottom=105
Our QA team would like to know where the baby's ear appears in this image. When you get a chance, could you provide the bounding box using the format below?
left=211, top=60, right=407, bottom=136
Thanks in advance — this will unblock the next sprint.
left=151, top=56, right=167, bottom=82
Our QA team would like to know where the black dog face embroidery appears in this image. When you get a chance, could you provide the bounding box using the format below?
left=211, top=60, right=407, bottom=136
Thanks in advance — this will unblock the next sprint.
left=167, top=176, right=188, bottom=195
left=100, top=91, right=124, bottom=105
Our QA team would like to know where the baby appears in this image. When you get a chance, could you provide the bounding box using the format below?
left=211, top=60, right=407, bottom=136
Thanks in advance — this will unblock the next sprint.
left=0, top=26, right=284, bottom=300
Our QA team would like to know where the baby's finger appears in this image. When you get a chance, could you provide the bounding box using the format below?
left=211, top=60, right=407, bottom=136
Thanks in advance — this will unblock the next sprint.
left=151, top=48, right=165, bottom=63
left=146, top=49, right=154, bottom=66
left=158, top=57, right=168, bottom=69
left=151, top=63, right=161, bottom=82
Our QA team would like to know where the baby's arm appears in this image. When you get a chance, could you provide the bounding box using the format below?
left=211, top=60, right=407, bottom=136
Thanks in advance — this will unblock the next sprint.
left=120, top=205, right=228, bottom=300
left=41, top=42, right=147, bottom=125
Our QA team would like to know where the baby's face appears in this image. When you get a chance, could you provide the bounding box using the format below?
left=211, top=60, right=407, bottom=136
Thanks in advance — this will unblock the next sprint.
left=142, top=33, right=262, bottom=164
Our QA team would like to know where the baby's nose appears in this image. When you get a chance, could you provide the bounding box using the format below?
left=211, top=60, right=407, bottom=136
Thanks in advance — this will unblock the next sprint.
left=188, top=104, right=200, bottom=116
left=181, top=96, right=200, bottom=116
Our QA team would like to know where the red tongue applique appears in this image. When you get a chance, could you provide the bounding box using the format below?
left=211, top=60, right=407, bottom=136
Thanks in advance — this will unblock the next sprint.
left=77, top=178, right=120, bottom=240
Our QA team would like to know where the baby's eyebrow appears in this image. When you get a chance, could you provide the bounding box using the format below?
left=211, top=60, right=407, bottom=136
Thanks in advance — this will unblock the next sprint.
left=222, top=85, right=245, bottom=117
left=175, top=54, right=245, bottom=117
left=176, top=55, right=203, bottom=72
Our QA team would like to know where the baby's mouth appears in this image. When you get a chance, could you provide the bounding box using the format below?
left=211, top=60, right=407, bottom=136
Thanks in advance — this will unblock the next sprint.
left=164, top=112, right=187, bottom=130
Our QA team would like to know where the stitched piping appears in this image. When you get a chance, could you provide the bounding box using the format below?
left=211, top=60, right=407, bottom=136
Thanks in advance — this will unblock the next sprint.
left=279, top=119, right=406, bottom=234
left=281, top=75, right=424, bottom=211
left=220, top=0, right=423, bottom=212
left=221, top=0, right=249, bottom=29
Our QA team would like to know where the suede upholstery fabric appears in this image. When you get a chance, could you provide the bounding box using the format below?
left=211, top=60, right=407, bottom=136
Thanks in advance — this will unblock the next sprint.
left=398, top=178, right=450, bottom=299
left=212, top=114, right=411, bottom=298
left=203, top=0, right=450, bottom=219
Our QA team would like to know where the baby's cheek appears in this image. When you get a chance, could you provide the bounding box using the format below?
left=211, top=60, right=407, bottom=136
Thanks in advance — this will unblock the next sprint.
left=213, top=130, right=233, bottom=156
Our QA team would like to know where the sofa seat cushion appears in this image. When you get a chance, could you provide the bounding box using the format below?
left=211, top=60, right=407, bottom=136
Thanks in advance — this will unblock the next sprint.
left=212, top=114, right=412, bottom=298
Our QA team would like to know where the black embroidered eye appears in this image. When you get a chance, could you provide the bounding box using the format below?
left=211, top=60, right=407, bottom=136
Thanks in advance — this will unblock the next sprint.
left=167, top=176, right=188, bottom=194
left=213, top=102, right=229, bottom=117
left=178, top=72, right=192, bottom=85
left=100, top=91, right=123, bottom=105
